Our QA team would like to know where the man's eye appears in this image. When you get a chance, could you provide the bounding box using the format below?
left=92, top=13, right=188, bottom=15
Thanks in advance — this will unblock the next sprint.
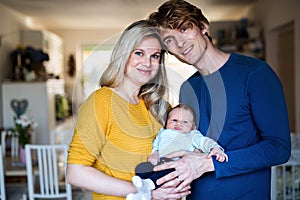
left=181, top=27, right=187, bottom=33
left=164, top=38, right=173, bottom=46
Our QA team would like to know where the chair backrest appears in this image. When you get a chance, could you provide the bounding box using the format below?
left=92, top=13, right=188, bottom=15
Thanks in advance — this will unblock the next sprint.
left=25, top=144, right=72, bottom=200
left=0, top=146, right=6, bottom=200
left=1, top=130, right=19, bottom=157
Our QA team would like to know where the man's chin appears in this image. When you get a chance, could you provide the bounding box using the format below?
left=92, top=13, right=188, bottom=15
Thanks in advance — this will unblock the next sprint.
left=174, top=55, right=192, bottom=65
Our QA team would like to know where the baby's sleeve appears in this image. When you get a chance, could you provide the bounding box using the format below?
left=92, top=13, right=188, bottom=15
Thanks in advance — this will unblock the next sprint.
left=192, top=130, right=224, bottom=153
left=152, top=128, right=164, bottom=153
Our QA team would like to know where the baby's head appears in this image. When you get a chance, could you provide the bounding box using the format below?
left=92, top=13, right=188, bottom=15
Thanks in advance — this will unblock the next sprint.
left=165, top=103, right=196, bottom=133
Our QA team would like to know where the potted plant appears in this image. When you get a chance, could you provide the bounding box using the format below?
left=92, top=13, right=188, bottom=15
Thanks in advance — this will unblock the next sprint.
left=14, top=114, right=37, bottom=163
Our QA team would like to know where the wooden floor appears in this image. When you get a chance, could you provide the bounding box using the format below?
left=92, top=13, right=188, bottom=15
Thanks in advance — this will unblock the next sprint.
left=5, top=184, right=92, bottom=200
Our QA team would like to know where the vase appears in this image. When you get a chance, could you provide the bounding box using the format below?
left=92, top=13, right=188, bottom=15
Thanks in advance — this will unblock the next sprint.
left=20, top=147, right=26, bottom=164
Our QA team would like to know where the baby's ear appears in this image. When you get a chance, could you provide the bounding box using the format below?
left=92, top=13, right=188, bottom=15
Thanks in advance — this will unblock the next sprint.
left=192, top=124, right=197, bottom=130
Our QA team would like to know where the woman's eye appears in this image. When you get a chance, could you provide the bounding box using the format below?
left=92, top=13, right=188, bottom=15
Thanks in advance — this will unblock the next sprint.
left=151, top=54, right=160, bottom=60
left=134, top=51, right=143, bottom=56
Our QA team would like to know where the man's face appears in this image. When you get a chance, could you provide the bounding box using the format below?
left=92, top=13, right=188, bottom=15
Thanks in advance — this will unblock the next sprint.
left=161, top=23, right=207, bottom=66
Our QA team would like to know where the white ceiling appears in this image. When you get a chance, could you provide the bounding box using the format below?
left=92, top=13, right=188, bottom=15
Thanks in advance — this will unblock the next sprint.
left=0, top=0, right=256, bottom=30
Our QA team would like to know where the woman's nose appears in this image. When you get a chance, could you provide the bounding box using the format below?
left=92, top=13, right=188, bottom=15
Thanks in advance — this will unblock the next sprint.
left=142, top=56, right=151, bottom=67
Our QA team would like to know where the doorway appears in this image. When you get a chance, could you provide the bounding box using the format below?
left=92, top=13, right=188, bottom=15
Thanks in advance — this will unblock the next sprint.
left=277, top=22, right=295, bottom=132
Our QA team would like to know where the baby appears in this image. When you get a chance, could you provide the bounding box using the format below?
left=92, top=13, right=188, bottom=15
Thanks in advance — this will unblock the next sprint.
left=127, top=103, right=228, bottom=200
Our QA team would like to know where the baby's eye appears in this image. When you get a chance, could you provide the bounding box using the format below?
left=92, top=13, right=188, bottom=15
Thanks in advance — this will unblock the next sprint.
left=183, top=120, right=189, bottom=124
left=170, top=119, right=178, bottom=123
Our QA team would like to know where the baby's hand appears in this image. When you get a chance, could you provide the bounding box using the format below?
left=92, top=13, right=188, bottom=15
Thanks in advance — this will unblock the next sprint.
left=148, top=151, right=160, bottom=165
left=207, top=147, right=228, bottom=162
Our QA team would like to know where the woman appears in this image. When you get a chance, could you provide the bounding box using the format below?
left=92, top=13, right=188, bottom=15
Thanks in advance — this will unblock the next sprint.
left=66, top=20, right=190, bottom=200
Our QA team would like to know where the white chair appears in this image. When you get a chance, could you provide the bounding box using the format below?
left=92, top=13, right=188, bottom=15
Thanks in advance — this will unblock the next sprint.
left=25, top=144, right=72, bottom=200
left=1, top=130, right=19, bottom=157
left=271, top=149, right=300, bottom=200
left=0, top=146, right=6, bottom=200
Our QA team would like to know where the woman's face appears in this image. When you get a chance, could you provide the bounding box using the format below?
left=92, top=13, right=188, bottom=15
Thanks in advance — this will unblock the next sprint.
left=166, top=108, right=195, bottom=133
left=125, top=37, right=162, bottom=87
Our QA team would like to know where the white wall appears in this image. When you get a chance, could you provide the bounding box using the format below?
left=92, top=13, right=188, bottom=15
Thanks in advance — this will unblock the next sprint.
left=0, top=5, right=23, bottom=81
left=0, top=4, right=45, bottom=80
left=0, top=4, right=26, bottom=127
left=254, top=0, right=300, bottom=132
left=0, top=4, right=45, bottom=127
left=49, top=29, right=122, bottom=114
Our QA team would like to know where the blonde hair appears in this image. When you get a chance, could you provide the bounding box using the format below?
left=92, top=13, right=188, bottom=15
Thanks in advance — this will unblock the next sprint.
left=100, top=20, right=171, bottom=124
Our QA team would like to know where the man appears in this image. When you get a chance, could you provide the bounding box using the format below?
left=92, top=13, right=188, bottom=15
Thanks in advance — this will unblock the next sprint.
left=147, top=0, right=291, bottom=199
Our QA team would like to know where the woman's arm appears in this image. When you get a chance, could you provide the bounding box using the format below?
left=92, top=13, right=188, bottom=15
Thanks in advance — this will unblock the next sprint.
left=66, top=163, right=191, bottom=199
left=66, top=164, right=136, bottom=197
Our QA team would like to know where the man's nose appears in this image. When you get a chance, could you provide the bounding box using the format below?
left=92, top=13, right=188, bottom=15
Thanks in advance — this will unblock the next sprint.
left=176, top=35, right=185, bottom=48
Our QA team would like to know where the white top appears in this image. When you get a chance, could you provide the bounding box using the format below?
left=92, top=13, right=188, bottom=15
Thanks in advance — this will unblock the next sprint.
left=152, top=128, right=223, bottom=158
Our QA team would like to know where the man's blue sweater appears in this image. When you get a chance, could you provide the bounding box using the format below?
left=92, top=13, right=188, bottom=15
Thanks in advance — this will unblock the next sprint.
left=180, top=53, right=291, bottom=200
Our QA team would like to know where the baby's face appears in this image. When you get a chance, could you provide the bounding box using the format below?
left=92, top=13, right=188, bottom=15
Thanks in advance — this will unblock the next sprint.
left=166, top=108, right=195, bottom=133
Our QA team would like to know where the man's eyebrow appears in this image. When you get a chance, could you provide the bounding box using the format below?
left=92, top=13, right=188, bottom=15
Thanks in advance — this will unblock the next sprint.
left=163, top=35, right=172, bottom=42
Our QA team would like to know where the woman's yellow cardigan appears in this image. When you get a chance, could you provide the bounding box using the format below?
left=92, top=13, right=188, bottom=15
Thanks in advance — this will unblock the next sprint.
left=68, top=87, right=161, bottom=199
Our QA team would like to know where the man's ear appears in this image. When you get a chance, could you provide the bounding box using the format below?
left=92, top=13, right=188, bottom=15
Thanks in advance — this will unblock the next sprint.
left=201, top=23, right=209, bottom=35
left=200, top=23, right=212, bottom=42
left=205, top=32, right=213, bottom=43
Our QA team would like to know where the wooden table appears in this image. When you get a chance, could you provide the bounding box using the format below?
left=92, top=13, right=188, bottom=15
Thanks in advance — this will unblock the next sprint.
left=4, top=156, right=38, bottom=177
left=3, top=156, right=28, bottom=199
left=4, top=156, right=27, bottom=177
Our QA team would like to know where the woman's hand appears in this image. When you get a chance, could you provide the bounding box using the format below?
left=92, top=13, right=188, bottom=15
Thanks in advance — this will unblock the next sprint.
left=153, top=151, right=215, bottom=193
left=148, top=151, right=160, bottom=165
